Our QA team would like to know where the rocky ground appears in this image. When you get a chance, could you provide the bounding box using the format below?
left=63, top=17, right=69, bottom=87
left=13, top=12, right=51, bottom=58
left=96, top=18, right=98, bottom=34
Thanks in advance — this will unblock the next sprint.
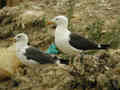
left=0, top=0, right=120, bottom=90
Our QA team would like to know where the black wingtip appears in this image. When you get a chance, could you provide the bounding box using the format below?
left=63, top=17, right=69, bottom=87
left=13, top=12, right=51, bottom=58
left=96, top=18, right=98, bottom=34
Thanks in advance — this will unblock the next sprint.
left=99, top=44, right=110, bottom=49
left=52, top=56, right=69, bottom=65
left=59, top=59, right=69, bottom=65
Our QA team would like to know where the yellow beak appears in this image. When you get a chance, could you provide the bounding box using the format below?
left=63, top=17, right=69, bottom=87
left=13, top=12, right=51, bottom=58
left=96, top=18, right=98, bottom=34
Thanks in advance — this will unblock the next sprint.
left=47, top=21, right=55, bottom=25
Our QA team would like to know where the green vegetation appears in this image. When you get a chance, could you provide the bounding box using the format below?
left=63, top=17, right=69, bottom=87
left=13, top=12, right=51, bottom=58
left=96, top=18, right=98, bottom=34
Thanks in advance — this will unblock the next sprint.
left=85, top=19, right=104, bottom=42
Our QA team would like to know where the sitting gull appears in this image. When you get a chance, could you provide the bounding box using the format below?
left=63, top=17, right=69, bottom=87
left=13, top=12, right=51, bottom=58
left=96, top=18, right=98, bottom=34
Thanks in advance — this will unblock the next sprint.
left=14, top=33, right=68, bottom=65
left=48, top=16, right=110, bottom=55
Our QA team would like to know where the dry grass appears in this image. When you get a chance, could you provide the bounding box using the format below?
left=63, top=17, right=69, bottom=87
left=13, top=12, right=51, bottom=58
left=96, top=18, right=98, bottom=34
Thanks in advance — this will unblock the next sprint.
left=0, top=0, right=120, bottom=90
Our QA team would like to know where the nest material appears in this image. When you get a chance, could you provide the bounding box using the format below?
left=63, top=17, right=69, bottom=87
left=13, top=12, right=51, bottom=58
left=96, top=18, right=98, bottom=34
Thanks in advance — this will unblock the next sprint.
left=0, top=0, right=120, bottom=90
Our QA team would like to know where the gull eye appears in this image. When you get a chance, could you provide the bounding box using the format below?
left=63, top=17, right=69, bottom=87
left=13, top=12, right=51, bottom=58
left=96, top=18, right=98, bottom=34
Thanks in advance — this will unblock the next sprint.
left=56, top=18, right=59, bottom=20
left=17, top=36, right=21, bottom=38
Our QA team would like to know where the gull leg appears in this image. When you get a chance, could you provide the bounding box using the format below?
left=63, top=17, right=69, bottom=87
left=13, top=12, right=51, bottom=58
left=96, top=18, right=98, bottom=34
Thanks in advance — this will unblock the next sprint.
left=79, top=51, right=84, bottom=63
left=73, top=51, right=84, bottom=64
left=69, top=55, right=74, bottom=64
left=69, top=55, right=76, bottom=69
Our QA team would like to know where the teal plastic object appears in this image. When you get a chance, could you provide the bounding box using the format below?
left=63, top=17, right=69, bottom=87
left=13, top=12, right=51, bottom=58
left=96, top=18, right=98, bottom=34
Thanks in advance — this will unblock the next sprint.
left=46, top=43, right=59, bottom=54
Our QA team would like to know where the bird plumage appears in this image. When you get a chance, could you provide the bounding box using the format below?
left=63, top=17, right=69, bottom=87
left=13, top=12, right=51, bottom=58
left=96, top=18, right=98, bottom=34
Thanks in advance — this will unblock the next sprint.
left=24, top=47, right=58, bottom=64
left=50, top=15, right=110, bottom=55
left=69, top=33, right=110, bottom=50
left=14, top=33, right=68, bottom=65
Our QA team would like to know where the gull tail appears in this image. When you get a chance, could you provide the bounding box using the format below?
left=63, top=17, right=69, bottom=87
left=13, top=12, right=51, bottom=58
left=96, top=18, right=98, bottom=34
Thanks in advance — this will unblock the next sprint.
left=59, top=59, right=69, bottom=65
left=52, top=56, right=69, bottom=65
left=98, top=44, right=110, bottom=49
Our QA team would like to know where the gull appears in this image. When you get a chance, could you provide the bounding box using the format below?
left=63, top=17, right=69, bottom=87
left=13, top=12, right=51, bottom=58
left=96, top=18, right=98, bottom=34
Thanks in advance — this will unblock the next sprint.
left=48, top=16, right=110, bottom=56
left=14, top=33, right=68, bottom=65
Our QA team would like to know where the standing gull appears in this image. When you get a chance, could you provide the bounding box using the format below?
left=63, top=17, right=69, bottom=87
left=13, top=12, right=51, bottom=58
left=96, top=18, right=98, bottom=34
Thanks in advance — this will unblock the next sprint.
left=48, top=16, right=110, bottom=55
left=14, top=33, right=68, bottom=65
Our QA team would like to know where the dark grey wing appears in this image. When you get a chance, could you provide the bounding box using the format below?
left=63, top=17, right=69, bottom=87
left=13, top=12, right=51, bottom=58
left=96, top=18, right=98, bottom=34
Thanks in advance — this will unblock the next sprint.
left=69, top=33, right=99, bottom=50
left=24, top=47, right=57, bottom=64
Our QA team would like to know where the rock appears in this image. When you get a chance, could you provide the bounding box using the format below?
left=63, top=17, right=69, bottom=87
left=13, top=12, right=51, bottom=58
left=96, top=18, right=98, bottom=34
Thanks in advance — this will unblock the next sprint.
left=16, top=10, right=45, bottom=29
left=0, top=45, right=21, bottom=80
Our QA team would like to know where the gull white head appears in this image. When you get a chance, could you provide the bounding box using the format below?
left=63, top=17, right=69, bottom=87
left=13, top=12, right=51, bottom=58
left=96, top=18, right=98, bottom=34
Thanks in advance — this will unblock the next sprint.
left=51, top=16, right=68, bottom=28
left=14, top=33, right=29, bottom=45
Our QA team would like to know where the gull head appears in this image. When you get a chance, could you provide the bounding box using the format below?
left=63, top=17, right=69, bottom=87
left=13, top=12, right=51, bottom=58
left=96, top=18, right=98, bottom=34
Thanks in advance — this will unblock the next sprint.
left=51, top=16, right=68, bottom=28
left=14, top=33, right=29, bottom=44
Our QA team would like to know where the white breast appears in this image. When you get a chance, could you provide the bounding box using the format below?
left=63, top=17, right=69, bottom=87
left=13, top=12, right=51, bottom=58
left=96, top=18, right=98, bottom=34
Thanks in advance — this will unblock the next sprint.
left=16, top=46, right=28, bottom=63
left=55, top=28, right=80, bottom=55
left=16, top=46, right=38, bottom=64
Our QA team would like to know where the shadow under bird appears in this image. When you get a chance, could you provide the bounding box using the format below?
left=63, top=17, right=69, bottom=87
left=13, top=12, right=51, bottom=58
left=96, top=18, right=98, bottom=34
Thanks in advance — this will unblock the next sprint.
left=48, top=15, right=110, bottom=55
left=14, top=33, right=68, bottom=65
